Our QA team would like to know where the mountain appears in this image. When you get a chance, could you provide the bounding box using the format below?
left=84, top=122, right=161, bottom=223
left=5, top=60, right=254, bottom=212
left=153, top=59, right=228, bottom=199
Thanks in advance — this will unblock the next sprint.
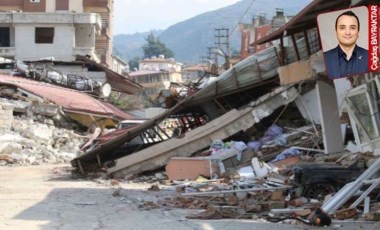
left=113, top=0, right=311, bottom=63
left=113, top=30, right=162, bottom=61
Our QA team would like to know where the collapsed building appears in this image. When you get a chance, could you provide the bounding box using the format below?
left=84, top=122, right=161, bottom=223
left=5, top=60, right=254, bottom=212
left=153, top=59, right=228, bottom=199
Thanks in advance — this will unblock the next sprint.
left=67, top=0, right=380, bottom=225
left=1, top=0, right=380, bottom=226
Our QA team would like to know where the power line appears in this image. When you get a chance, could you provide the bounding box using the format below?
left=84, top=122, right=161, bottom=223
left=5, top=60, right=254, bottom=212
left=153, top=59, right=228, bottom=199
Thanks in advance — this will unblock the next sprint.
left=229, top=0, right=256, bottom=37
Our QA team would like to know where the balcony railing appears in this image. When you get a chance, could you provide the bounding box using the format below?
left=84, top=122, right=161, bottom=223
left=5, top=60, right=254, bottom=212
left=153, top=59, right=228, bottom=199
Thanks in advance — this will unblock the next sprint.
left=0, top=47, right=16, bottom=57
left=0, top=12, right=102, bottom=30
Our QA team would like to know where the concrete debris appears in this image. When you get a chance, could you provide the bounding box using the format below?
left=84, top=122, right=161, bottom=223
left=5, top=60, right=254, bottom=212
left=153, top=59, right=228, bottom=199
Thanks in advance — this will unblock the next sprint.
left=0, top=116, right=86, bottom=166
left=99, top=148, right=380, bottom=225
left=1, top=10, right=380, bottom=227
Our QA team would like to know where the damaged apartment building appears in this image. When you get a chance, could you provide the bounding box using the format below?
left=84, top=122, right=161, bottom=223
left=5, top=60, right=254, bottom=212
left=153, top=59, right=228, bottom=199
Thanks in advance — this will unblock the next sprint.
left=0, top=0, right=142, bottom=138
left=0, top=0, right=115, bottom=66
left=0, top=0, right=129, bottom=83
left=68, top=0, right=380, bottom=224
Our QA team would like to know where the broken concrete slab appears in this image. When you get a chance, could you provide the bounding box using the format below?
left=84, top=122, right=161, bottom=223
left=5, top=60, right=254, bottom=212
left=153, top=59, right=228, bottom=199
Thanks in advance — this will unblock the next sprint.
left=107, top=86, right=299, bottom=178
left=316, top=81, right=344, bottom=154
left=108, top=107, right=257, bottom=178
left=295, top=88, right=320, bottom=124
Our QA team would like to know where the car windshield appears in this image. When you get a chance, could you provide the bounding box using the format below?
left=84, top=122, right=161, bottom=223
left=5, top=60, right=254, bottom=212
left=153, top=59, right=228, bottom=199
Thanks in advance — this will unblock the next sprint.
left=116, top=120, right=146, bottom=130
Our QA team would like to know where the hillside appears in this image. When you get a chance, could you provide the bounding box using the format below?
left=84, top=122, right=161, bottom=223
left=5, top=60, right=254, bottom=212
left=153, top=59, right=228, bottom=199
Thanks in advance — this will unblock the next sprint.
left=113, top=30, right=162, bottom=60
left=113, top=0, right=311, bottom=63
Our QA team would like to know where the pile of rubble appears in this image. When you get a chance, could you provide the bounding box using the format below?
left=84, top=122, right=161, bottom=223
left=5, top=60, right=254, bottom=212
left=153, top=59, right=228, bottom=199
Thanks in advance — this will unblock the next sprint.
left=0, top=104, right=87, bottom=166
left=108, top=149, right=379, bottom=226
left=88, top=123, right=378, bottom=227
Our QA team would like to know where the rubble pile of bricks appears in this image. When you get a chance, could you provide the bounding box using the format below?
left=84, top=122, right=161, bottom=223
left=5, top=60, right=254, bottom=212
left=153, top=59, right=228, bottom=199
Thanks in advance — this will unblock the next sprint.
left=0, top=101, right=87, bottom=166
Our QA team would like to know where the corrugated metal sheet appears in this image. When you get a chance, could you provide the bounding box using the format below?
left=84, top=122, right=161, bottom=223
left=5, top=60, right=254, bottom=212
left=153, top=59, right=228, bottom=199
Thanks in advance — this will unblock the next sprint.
left=0, top=74, right=132, bottom=119
left=180, top=46, right=280, bottom=105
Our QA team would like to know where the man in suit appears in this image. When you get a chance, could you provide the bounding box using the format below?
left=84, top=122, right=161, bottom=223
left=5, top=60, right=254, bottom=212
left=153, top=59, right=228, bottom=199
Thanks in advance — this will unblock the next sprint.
left=323, top=10, right=368, bottom=79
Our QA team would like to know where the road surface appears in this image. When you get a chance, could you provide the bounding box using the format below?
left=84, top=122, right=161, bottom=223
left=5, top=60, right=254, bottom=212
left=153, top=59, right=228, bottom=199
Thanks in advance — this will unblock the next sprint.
left=0, top=164, right=378, bottom=230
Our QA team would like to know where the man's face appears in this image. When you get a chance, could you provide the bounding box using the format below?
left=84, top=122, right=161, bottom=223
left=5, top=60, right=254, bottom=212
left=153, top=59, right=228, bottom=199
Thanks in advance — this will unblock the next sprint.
left=336, top=15, right=359, bottom=47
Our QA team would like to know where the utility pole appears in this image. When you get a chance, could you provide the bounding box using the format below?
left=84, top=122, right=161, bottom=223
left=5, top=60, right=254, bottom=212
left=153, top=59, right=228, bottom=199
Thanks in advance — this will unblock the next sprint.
left=199, top=55, right=208, bottom=70
left=206, top=46, right=218, bottom=66
left=214, top=28, right=230, bottom=70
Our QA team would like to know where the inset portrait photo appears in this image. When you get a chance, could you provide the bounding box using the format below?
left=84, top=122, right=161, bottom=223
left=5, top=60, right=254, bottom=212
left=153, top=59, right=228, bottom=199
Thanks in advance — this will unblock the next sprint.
left=317, top=6, right=370, bottom=80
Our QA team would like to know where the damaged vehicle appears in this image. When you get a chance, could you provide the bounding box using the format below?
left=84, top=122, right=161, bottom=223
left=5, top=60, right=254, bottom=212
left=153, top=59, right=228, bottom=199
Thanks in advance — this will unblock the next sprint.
left=292, top=159, right=367, bottom=199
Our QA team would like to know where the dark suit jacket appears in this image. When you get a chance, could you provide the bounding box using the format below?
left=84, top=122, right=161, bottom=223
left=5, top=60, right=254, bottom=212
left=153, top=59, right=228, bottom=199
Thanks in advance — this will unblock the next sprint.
left=323, top=45, right=369, bottom=79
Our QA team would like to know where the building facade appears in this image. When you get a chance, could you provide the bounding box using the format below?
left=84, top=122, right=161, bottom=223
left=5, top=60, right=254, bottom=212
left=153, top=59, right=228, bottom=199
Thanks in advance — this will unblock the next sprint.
left=0, top=0, right=113, bottom=66
left=111, top=55, right=129, bottom=75
left=129, top=70, right=171, bottom=97
left=139, top=55, right=183, bottom=84
left=83, top=0, right=113, bottom=67
left=240, top=9, right=293, bottom=60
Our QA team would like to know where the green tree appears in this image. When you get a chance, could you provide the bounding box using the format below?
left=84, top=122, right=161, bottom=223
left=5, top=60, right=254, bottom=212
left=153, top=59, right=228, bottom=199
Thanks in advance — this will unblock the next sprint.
left=142, top=33, right=174, bottom=59
left=128, top=56, right=141, bottom=72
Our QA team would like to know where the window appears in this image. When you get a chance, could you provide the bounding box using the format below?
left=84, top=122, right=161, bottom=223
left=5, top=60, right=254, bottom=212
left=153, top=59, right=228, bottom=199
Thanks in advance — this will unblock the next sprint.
left=0, top=27, right=10, bottom=47
left=35, top=27, right=54, bottom=44
left=345, top=76, right=380, bottom=151
left=56, top=0, right=69, bottom=10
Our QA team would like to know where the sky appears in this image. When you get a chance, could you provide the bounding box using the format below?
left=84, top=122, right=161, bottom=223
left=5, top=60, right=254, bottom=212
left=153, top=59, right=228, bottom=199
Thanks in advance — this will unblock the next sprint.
left=113, top=0, right=241, bottom=35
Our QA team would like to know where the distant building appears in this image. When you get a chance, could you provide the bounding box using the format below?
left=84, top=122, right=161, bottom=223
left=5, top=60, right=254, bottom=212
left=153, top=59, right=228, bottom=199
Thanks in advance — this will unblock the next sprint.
left=240, top=14, right=272, bottom=59
left=139, top=55, right=183, bottom=84
left=129, top=70, right=171, bottom=97
left=112, top=55, right=129, bottom=75
left=240, top=9, right=293, bottom=60
left=139, top=55, right=182, bottom=72
left=271, top=8, right=293, bottom=31
left=0, top=0, right=113, bottom=67
left=183, top=64, right=218, bottom=82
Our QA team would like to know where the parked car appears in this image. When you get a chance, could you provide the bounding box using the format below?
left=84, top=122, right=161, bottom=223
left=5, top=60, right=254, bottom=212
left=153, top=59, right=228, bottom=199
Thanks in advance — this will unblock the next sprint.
left=291, top=159, right=367, bottom=200
left=116, top=119, right=147, bottom=130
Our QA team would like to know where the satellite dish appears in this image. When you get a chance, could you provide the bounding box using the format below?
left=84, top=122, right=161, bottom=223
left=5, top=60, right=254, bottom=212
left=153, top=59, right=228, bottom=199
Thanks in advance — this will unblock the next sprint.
left=101, top=83, right=111, bottom=98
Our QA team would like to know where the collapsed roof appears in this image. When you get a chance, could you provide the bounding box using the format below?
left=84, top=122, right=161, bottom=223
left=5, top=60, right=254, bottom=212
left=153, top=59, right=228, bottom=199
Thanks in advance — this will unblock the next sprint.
left=0, top=74, right=135, bottom=127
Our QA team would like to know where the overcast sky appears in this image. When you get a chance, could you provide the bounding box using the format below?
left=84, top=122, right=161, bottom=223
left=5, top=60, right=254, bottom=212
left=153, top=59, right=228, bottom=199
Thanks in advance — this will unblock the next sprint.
left=113, top=0, right=241, bottom=35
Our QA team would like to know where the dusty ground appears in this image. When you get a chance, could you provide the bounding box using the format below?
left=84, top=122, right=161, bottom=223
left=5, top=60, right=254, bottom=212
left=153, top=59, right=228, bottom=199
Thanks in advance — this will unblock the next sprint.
left=0, top=164, right=379, bottom=230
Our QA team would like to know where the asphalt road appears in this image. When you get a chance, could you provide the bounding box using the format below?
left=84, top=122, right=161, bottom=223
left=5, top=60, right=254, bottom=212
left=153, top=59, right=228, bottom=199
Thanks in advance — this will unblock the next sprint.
left=0, top=164, right=379, bottom=230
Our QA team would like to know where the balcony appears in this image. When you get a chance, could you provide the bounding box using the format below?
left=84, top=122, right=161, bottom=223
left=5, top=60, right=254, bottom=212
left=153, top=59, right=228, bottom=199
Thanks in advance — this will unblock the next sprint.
left=0, top=47, right=16, bottom=58
left=0, top=12, right=102, bottom=30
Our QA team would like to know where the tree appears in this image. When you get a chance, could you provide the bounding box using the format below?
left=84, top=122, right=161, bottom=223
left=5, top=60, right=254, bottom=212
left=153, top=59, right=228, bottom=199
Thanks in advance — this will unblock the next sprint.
left=142, top=33, right=174, bottom=59
left=128, top=56, right=141, bottom=72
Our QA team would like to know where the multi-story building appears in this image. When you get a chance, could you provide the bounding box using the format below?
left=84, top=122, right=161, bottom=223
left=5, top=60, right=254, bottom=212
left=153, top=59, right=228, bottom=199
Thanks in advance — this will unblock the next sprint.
left=128, top=70, right=171, bottom=97
left=111, top=55, right=129, bottom=75
left=138, top=54, right=183, bottom=84
left=83, top=0, right=113, bottom=67
left=139, top=55, right=182, bottom=72
left=240, top=9, right=293, bottom=60
left=0, top=0, right=113, bottom=67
